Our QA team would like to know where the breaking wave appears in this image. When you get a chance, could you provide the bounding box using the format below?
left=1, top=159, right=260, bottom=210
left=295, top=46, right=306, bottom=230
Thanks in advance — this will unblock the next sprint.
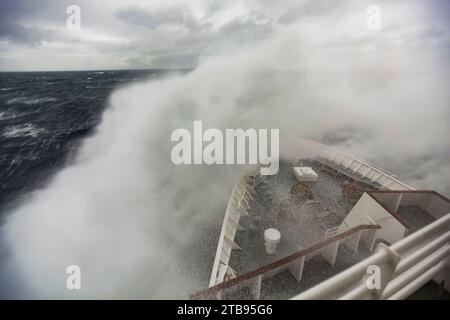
left=2, top=123, right=47, bottom=138
left=0, top=111, right=31, bottom=121
left=6, top=97, right=57, bottom=105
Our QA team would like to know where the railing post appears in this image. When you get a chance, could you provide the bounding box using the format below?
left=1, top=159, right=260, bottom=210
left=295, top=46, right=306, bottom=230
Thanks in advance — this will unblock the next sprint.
left=253, top=275, right=262, bottom=300
left=394, top=194, right=403, bottom=212
left=365, top=243, right=401, bottom=299
left=321, top=241, right=340, bottom=266
left=288, top=256, right=306, bottom=282
left=343, top=230, right=362, bottom=254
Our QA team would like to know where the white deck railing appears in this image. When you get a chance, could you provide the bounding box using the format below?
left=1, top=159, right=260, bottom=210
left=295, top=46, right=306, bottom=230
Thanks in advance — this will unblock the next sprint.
left=209, top=172, right=259, bottom=287
left=192, top=223, right=380, bottom=300
left=291, top=213, right=450, bottom=300
left=301, top=139, right=414, bottom=191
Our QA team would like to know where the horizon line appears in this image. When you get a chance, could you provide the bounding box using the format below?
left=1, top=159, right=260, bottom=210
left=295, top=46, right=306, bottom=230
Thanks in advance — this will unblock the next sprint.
left=0, top=67, right=195, bottom=73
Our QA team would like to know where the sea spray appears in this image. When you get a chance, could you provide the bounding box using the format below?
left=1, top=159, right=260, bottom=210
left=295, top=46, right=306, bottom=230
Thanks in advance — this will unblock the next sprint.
left=1, top=3, right=449, bottom=299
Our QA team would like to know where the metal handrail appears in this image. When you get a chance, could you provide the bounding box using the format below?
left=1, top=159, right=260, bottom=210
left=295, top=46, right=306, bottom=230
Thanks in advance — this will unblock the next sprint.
left=291, top=213, right=450, bottom=300
left=191, top=223, right=380, bottom=300
left=302, top=139, right=414, bottom=190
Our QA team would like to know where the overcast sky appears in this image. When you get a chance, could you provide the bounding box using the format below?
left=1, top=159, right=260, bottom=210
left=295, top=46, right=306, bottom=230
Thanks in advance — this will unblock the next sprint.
left=0, top=0, right=448, bottom=71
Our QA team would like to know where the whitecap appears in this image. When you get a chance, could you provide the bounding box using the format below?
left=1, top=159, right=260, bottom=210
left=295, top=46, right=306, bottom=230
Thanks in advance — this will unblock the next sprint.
left=2, top=123, right=46, bottom=138
left=0, top=111, right=25, bottom=121
left=6, top=97, right=57, bottom=105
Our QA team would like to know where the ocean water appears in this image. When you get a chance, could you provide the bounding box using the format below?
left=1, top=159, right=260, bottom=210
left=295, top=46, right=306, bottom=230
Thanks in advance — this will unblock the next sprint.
left=0, top=70, right=162, bottom=213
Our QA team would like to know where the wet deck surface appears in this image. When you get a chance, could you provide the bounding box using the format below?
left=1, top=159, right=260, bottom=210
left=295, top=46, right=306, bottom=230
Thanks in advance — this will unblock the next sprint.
left=261, top=243, right=372, bottom=299
left=397, top=205, right=436, bottom=235
left=229, top=160, right=371, bottom=275
left=407, top=281, right=450, bottom=300
left=223, top=242, right=373, bottom=300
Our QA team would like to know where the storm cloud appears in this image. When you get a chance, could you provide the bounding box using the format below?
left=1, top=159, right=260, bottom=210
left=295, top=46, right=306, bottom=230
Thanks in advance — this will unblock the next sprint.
left=1, top=0, right=447, bottom=71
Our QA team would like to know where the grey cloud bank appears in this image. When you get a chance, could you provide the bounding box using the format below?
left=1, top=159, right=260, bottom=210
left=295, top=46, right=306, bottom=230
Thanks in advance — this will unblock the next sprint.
left=0, top=0, right=447, bottom=71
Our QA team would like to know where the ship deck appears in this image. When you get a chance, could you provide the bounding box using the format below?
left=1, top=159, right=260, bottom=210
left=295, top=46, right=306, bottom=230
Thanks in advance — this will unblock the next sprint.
left=190, top=142, right=450, bottom=299
left=229, top=160, right=374, bottom=275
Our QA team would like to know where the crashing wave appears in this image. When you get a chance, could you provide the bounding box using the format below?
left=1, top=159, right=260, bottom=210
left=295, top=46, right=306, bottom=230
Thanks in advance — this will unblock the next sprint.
left=2, top=123, right=46, bottom=138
